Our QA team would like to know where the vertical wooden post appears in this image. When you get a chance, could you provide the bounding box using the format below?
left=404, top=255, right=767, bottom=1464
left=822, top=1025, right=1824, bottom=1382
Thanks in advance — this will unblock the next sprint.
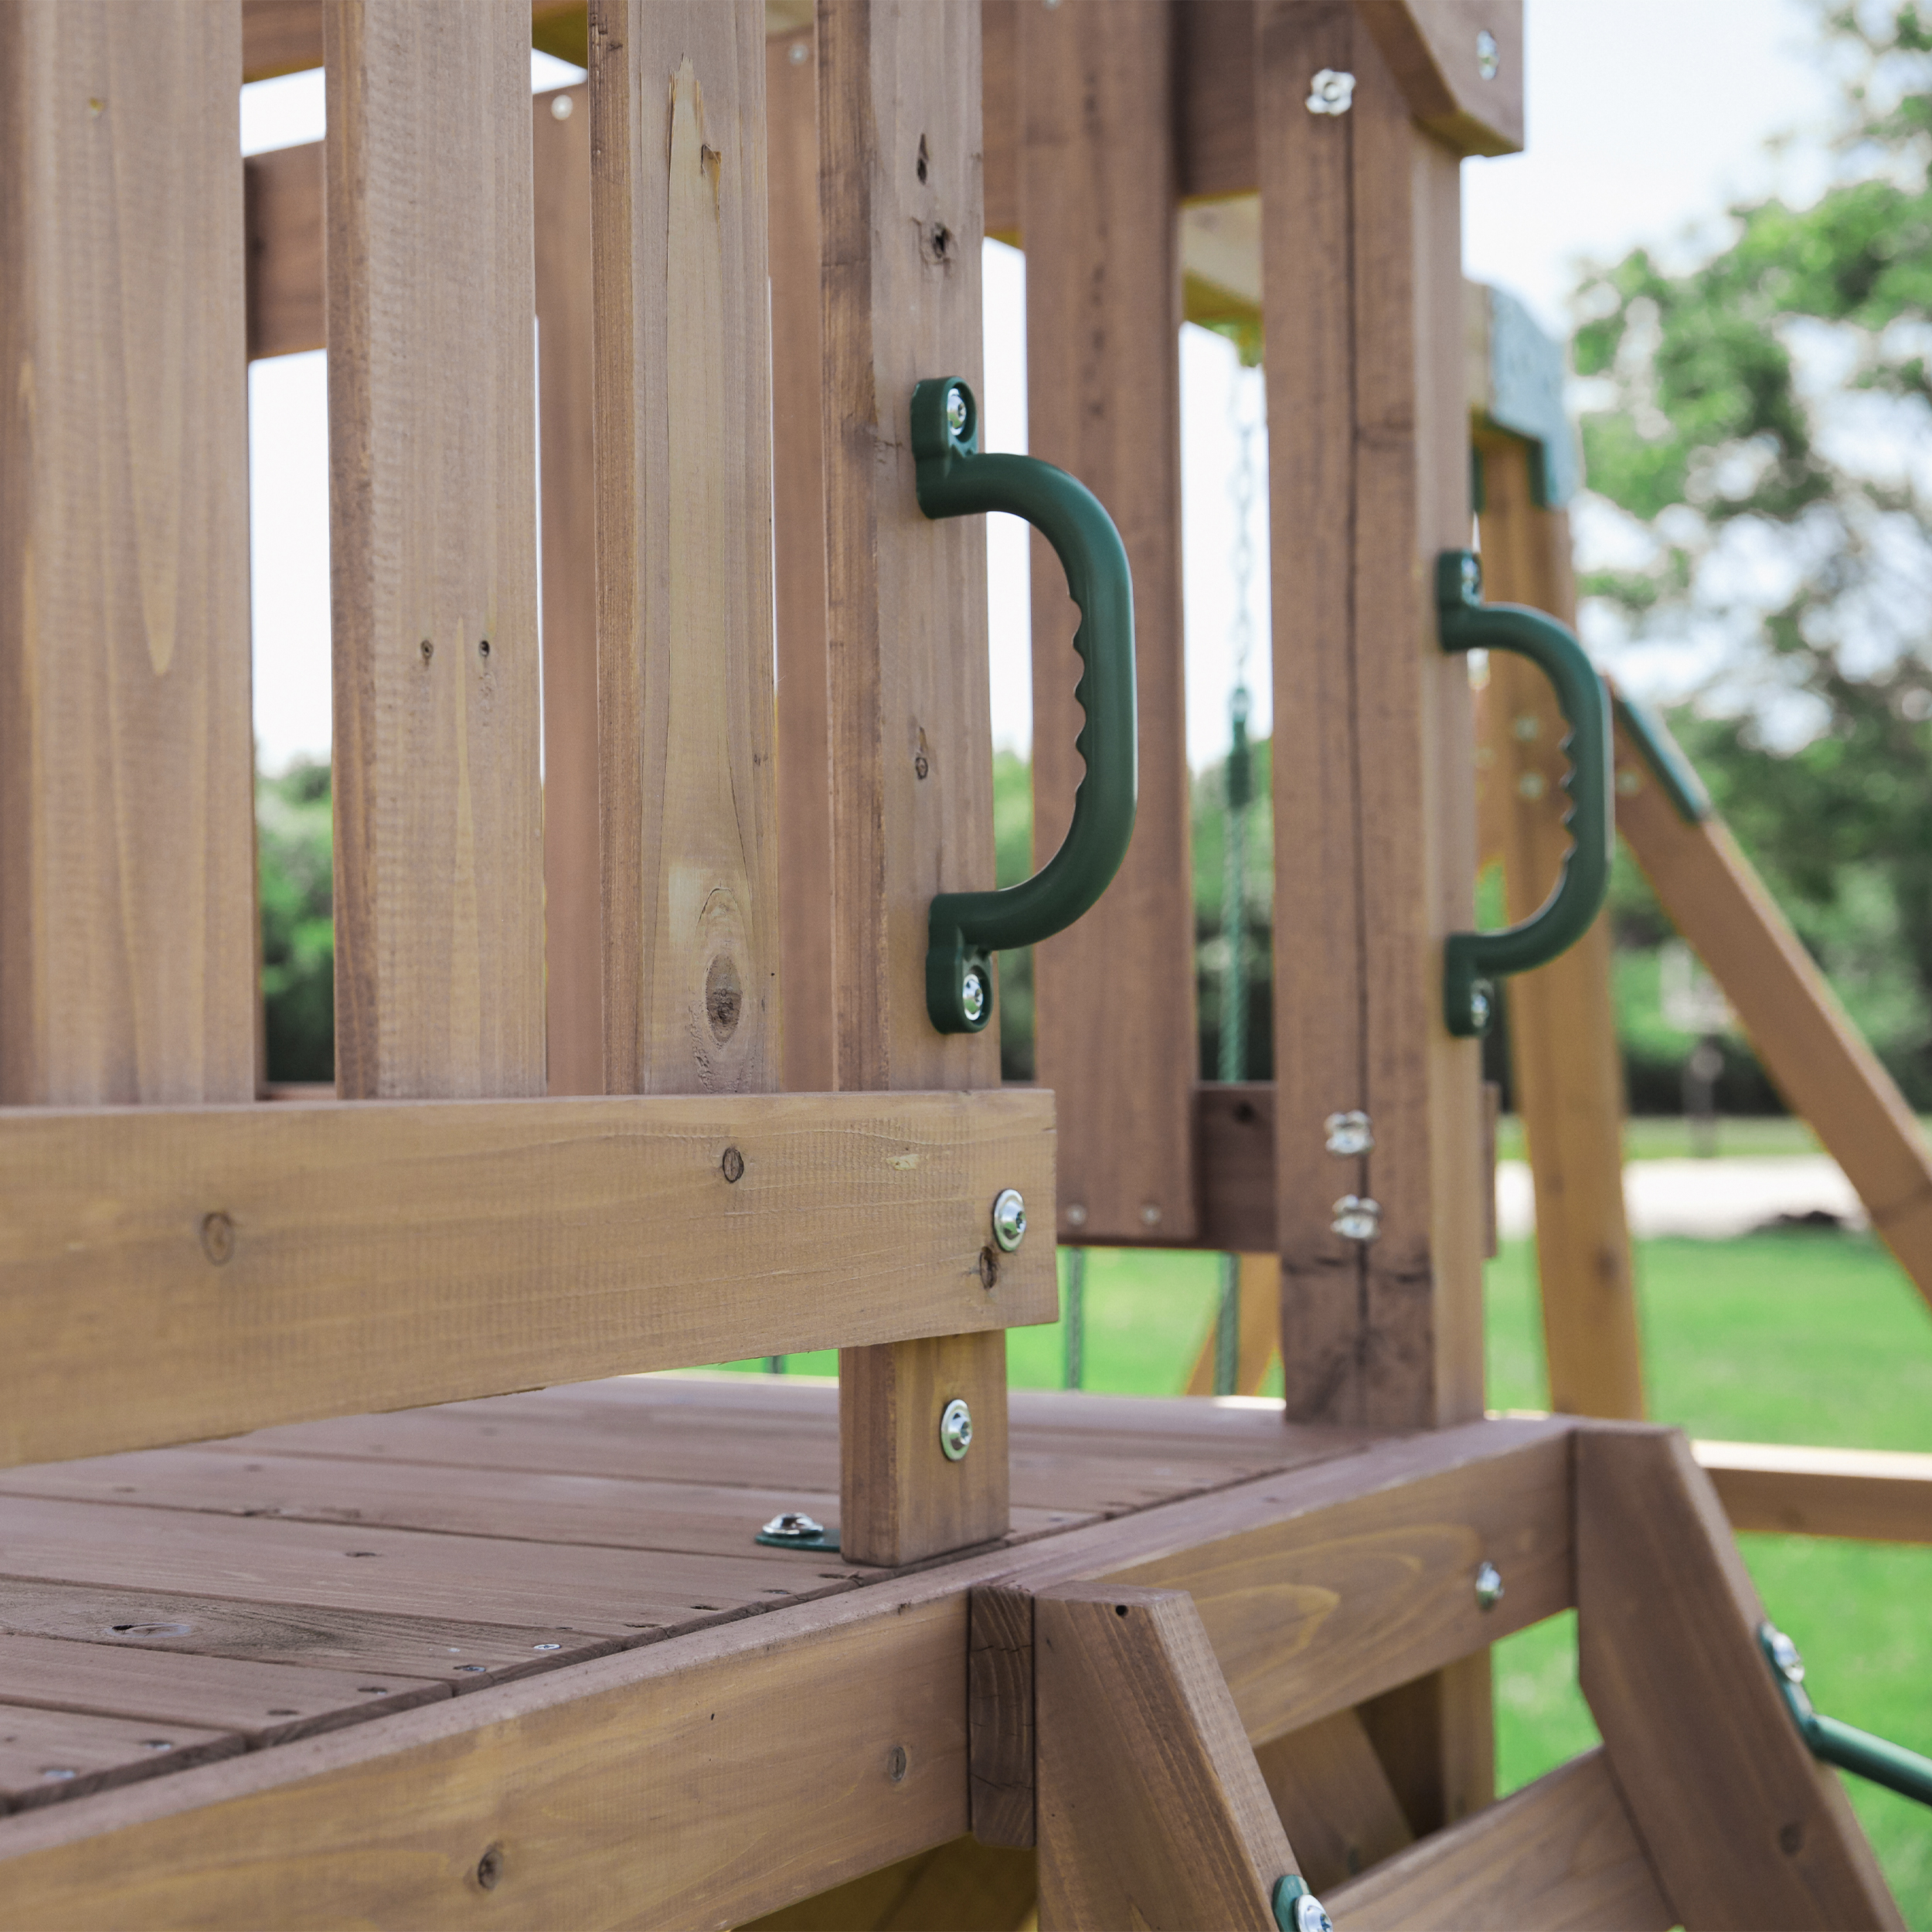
left=820, top=0, right=1012, bottom=1566
left=1477, top=434, right=1644, bottom=1418
left=533, top=81, right=603, bottom=1097
left=1020, top=0, right=1198, bottom=1245
left=0, top=0, right=257, bottom=1107
left=768, top=20, right=838, bottom=1096
left=326, top=0, right=545, bottom=1101
left=592, top=0, right=779, bottom=1099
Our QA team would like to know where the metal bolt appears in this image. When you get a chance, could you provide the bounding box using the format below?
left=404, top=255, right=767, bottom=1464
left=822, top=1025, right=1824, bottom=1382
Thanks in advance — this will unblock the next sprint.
left=1065, top=1202, right=1088, bottom=1228
left=1304, top=68, right=1355, bottom=115
left=1518, top=770, right=1547, bottom=801
left=550, top=91, right=574, bottom=119
left=140, top=1739, right=175, bottom=1752
left=1475, top=28, right=1500, bottom=79
left=939, top=1397, right=973, bottom=1461
left=1331, top=1196, right=1381, bottom=1243
left=1469, top=983, right=1493, bottom=1031
left=1140, top=1202, right=1163, bottom=1227
left=761, top=1510, right=827, bottom=1543
left=960, top=968, right=987, bottom=1026
left=1475, top=1560, right=1505, bottom=1611
left=946, top=385, right=969, bottom=437
left=532, top=1642, right=562, bottom=1651
left=992, top=1188, right=1026, bottom=1252
left=787, top=39, right=808, bottom=63
left=1293, top=1896, right=1333, bottom=1932
left=1767, top=1625, right=1805, bottom=1684
left=39, top=1767, right=77, bottom=1781
left=1324, top=1110, right=1374, bottom=1158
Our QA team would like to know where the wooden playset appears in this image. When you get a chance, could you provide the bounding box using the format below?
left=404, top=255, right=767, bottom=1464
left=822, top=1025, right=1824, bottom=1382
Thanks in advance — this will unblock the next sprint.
left=0, top=2, right=1924, bottom=1925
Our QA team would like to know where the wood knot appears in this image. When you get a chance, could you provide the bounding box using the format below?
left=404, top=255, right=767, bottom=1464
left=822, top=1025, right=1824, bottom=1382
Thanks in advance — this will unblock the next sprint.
left=200, top=1213, right=234, bottom=1265
left=705, top=954, right=743, bottom=1043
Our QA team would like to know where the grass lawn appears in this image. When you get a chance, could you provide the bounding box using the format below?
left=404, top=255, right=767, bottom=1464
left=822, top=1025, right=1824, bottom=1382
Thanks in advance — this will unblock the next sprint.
left=718, top=1224, right=1932, bottom=1913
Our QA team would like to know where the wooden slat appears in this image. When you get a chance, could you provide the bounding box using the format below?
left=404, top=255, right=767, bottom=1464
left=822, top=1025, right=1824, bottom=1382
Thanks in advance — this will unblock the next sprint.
left=1252, top=1706, right=1413, bottom=1896
left=0, top=1706, right=240, bottom=1815
left=0, top=1634, right=448, bottom=1747
left=1355, top=1656, right=1494, bottom=1838
left=0, top=0, right=257, bottom=1108
left=533, top=83, right=603, bottom=1096
left=1616, top=709, right=1932, bottom=1320
left=769, top=23, right=839, bottom=1097
left=1022, top=0, right=1198, bottom=1245
left=244, top=141, right=325, bottom=359
left=593, top=0, right=779, bottom=1098
left=741, top=1836, right=1037, bottom=1932
left=1035, top=1584, right=1295, bottom=1930
left=1477, top=435, right=1644, bottom=1417
left=819, top=0, right=1011, bottom=1567
left=1323, top=1747, right=1672, bottom=1931
left=968, top=1584, right=1035, bottom=1848
left=1355, top=0, right=1523, bottom=158
left=243, top=0, right=593, bottom=80
left=1577, top=1424, right=1903, bottom=1930
left=0, top=1088, right=1057, bottom=1467
left=1696, top=1438, right=1932, bottom=1544
left=325, top=0, right=545, bottom=1100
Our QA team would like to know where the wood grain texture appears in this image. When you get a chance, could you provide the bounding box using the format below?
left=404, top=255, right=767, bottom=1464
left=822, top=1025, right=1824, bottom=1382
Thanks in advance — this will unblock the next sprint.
left=1022, top=0, right=1198, bottom=1245
left=0, top=1706, right=240, bottom=1815
left=1616, top=709, right=1932, bottom=1321
left=0, top=0, right=257, bottom=1108
left=1577, top=1424, right=1903, bottom=1930
left=326, top=0, right=544, bottom=1100
left=1477, top=437, right=1643, bottom=1417
left=592, top=0, right=780, bottom=1097
left=243, top=0, right=600, bottom=82
left=740, top=1836, right=1037, bottom=1932
left=1252, top=1706, right=1413, bottom=1896
left=1035, top=1584, right=1295, bottom=1931
left=1696, top=1438, right=1932, bottom=1544
left=1185, top=1255, right=1285, bottom=1395
left=818, top=0, right=1009, bottom=1566
left=1323, top=1747, right=1672, bottom=1931
left=245, top=140, right=325, bottom=359
left=769, top=24, right=839, bottom=1097
left=533, top=84, right=603, bottom=1096
left=1356, top=1652, right=1493, bottom=1838
left=0, top=1088, right=1056, bottom=1466
left=1355, top=0, right=1524, bottom=158
left=968, top=1584, right=1035, bottom=1849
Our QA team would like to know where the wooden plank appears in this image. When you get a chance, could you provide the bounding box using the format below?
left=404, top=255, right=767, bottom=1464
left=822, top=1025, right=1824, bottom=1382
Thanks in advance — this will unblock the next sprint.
left=0, top=1634, right=448, bottom=1747
left=533, top=83, right=602, bottom=1096
left=1322, top=1747, right=1672, bottom=1931
left=768, top=22, right=838, bottom=1097
left=1355, top=0, right=1524, bottom=158
left=819, top=0, right=1010, bottom=1567
left=0, top=1706, right=240, bottom=1815
left=1355, top=1654, right=1493, bottom=1837
left=0, top=0, right=257, bottom=1107
left=243, top=0, right=597, bottom=80
left=0, top=1088, right=1057, bottom=1467
left=326, top=0, right=544, bottom=1100
left=593, top=0, right=779, bottom=1097
left=1616, top=707, right=1932, bottom=1320
left=968, top=1584, right=1035, bottom=1848
left=1196, top=1083, right=1278, bottom=1252
left=1576, top=1424, right=1903, bottom=1930
left=245, top=141, right=325, bottom=359
left=1251, top=1706, right=1413, bottom=1896
left=1022, top=0, right=1198, bottom=1245
left=1478, top=435, right=1643, bottom=1417
left=1696, top=1438, right=1932, bottom=1545
left=1035, top=1583, right=1297, bottom=1930
left=741, top=1836, right=1037, bottom=1932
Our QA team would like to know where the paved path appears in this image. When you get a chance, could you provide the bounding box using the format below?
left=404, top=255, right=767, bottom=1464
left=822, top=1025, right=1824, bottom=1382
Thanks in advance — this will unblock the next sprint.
left=1497, top=1155, right=1866, bottom=1242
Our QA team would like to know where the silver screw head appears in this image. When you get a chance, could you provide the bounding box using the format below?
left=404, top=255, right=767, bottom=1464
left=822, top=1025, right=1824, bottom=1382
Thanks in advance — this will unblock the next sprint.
left=1324, top=1110, right=1374, bottom=1158
left=1331, top=1195, right=1381, bottom=1243
left=945, top=385, right=969, bottom=437
left=1769, top=1626, right=1805, bottom=1683
left=761, top=1509, right=826, bottom=1543
left=1475, top=28, right=1500, bottom=79
left=1294, top=1896, right=1333, bottom=1932
left=992, top=1188, right=1027, bottom=1252
left=1475, top=1560, right=1505, bottom=1611
left=1468, top=984, right=1493, bottom=1031
left=1140, top=1202, right=1163, bottom=1227
left=939, top=1397, right=973, bottom=1461
left=787, top=39, right=808, bottom=63
left=960, top=968, right=988, bottom=1025
left=549, top=92, right=574, bottom=120
left=1304, top=68, right=1355, bottom=115
left=1065, top=1202, right=1088, bottom=1228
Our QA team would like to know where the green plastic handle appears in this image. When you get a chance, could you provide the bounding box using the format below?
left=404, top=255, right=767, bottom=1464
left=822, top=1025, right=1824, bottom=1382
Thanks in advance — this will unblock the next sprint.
left=1762, top=1623, right=1932, bottom=1810
left=913, top=378, right=1138, bottom=1034
left=1437, top=549, right=1613, bottom=1038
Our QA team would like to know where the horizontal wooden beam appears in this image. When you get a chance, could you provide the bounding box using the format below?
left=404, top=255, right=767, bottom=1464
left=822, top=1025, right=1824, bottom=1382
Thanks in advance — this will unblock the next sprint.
left=241, top=0, right=590, bottom=80
left=1322, top=1747, right=1672, bottom=1930
left=0, top=1090, right=1056, bottom=1468
left=1696, top=1438, right=1932, bottom=1545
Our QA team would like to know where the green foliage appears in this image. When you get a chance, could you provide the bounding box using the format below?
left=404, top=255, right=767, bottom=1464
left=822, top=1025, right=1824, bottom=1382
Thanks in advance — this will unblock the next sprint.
left=257, top=760, right=333, bottom=1083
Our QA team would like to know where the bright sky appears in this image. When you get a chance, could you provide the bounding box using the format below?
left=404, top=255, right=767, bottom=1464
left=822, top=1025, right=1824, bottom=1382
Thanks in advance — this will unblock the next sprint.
left=244, top=4, right=1842, bottom=774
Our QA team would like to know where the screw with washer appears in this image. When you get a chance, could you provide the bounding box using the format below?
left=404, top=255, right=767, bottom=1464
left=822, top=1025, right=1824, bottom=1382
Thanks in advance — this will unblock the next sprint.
left=1475, top=27, right=1500, bottom=78
left=1324, top=1110, right=1374, bottom=1158
left=1304, top=68, right=1355, bottom=114
left=992, top=1187, right=1026, bottom=1252
left=1331, top=1195, right=1381, bottom=1243
left=945, top=384, right=970, bottom=437
left=939, top=1397, right=973, bottom=1461
left=1475, top=1560, right=1505, bottom=1611
left=960, top=967, right=987, bottom=1025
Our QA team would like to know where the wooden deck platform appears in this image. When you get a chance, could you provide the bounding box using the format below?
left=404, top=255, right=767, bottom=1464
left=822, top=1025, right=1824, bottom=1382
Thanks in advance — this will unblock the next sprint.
left=0, top=1375, right=1380, bottom=1819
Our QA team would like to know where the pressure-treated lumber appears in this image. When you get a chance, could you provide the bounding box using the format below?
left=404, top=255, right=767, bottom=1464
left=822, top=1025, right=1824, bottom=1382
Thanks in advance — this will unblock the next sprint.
left=325, top=0, right=544, bottom=1100
left=0, top=1706, right=242, bottom=1815
left=533, top=83, right=601, bottom=1096
left=1696, top=1438, right=1932, bottom=1544
left=1616, top=709, right=1932, bottom=1320
left=1021, top=0, right=1198, bottom=1245
left=741, top=1837, right=1038, bottom=1932
left=1252, top=1707, right=1413, bottom=1896
left=1354, top=0, right=1523, bottom=158
left=1323, top=1747, right=1672, bottom=1931
left=1035, top=1583, right=1298, bottom=1930
left=1478, top=435, right=1644, bottom=1418
left=593, top=0, right=779, bottom=1097
left=1577, top=1425, right=1903, bottom=1930
left=968, top=1585, right=1036, bottom=1848
left=819, top=0, right=1009, bottom=1566
left=0, top=1088, right=1056, bottom=1468
left=244, top=141, right=325, bottom=359
left=0, top=0, right=257, bottom=1108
